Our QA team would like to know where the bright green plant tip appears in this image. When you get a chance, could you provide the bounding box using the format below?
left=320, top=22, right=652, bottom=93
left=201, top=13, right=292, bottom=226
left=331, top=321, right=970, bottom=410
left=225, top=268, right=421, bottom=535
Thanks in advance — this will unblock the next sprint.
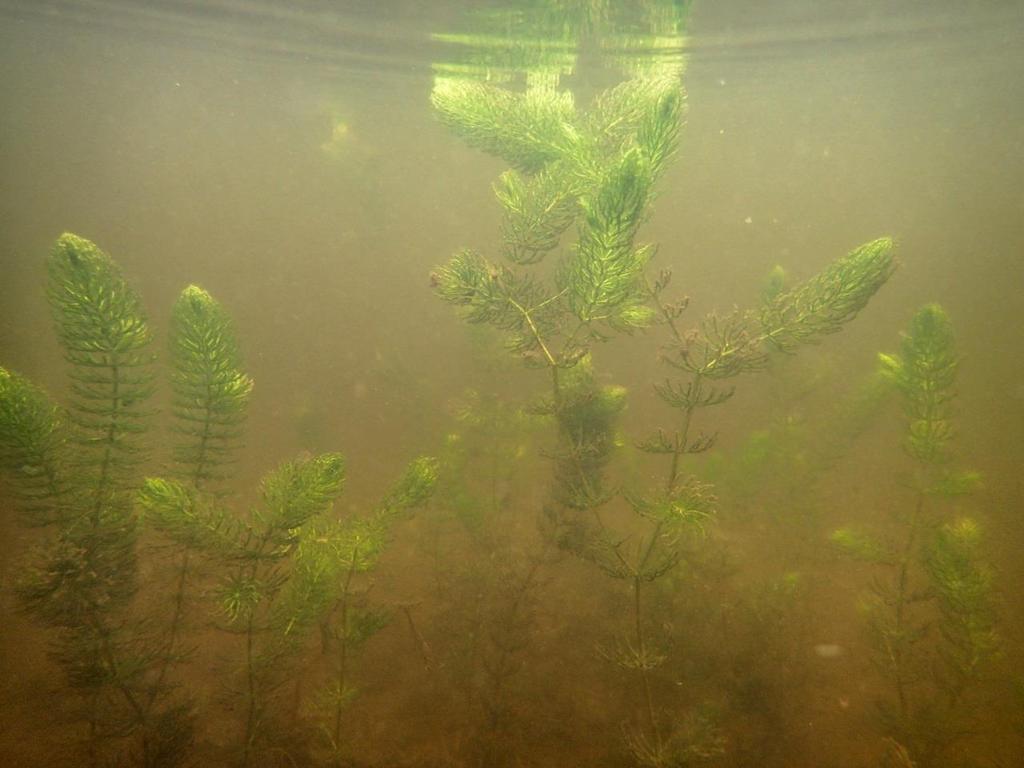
left=169, top=283, right=253, bottom=488
left=760, top=237, right=896, bottom=352
left=48, top=232, right=152, bottom=362
left=261, top=451, right=347, bottom=532
left=880, top=302, right=958, bottom=463
left=431, top=78, right=578, bottom=173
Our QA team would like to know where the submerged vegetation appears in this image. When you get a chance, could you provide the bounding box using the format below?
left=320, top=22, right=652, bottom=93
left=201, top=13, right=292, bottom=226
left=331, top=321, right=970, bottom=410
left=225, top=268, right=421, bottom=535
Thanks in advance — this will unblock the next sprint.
left=1, top=234, right=437, bottom=767
left=429, top=1, right=898, bottom=765
left=0, top=2, right=1018, bottom=768
left=832, top=304, right=998, bottom=767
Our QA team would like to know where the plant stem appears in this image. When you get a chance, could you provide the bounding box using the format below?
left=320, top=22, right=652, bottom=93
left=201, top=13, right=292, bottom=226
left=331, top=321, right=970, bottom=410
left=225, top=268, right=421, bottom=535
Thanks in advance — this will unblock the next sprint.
left=507, top=297, right=558, bottom=369
left=891, top=490, right=926, bottom=724
left=633, top=575, right=661, bottom=744
left=148, top=382, right=214, bottom=715
left=239, top=536, right=271, bottom=768
left=333, top=547, right=360, bottom=762
left=148, top=550, right=191, bottom=711
left=241, top=610, right=257, bottom=768
left=83, top=358, right=154, bottom=760
left=666, top=374, right=701, bottom=495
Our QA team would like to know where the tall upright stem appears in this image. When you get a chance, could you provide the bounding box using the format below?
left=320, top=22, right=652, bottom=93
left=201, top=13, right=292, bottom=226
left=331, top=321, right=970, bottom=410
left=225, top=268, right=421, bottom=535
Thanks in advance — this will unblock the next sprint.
left=615, top=369, right=704, bottom=756
left=333, top=549, right=360, bottom=762
left=150, top=382, right=214, bottom=712
left=633, top=576, right=661, bottom=743
left=238, top=533, right=271, bottom=768
left=84, top=359, right=152, bottom=759
left=891, top=490, right=926, bottom=723
left=665, top=374, right=701, bottom=495
left=241, top=609, right=257, bottom=768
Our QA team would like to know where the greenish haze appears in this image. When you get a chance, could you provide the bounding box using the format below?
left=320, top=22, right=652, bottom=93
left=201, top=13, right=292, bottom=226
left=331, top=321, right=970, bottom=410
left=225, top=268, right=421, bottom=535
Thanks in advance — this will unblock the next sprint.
left=2, top=2, right=1018, bottom=767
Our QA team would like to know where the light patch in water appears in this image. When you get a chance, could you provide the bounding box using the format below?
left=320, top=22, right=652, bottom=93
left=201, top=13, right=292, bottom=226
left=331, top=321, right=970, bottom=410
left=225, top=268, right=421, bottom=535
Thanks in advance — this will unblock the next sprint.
left=813, top=644, right=845, bottom=659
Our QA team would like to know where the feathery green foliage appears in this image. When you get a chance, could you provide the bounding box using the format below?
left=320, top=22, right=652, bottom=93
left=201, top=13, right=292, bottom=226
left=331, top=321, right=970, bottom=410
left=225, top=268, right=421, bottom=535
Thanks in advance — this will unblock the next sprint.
left=284, top=456, right=438, bottom=762
left=377, top=455, right=441, bottom=521
left=642, top=241, right=896, bottom=550
left=0, top=367, right=69, bottom=525
left=142, top=451, right=345, bottom=766
left=433, top=248, right=558, bottom=359
left=878, top=303, right=957, bottom=465
left=431, top=79, right=578, bottom=173
left=48, top=233, right=154, bottom=493
left=5, top=226, right=440, bottom=767
left=0, top=233, right=203, bottom=767
left=564, top=151, right=656, bottom=329
left=430, top=82, right=691, bottom=722
left=142, top=452, right=346, bottom=567
left=761, top=237, right=896, bottom=352
left=433, top=72, right=684, bottom=367
left=830, top=527, right=894, bottom=564
left=664, top=238, right=895, bottom=385
left=137, top=477, right=252, bottom=559
left=439, top=385, right=541, bottom=530
left=140, top=452, right=437, bottom=766
left=832, top=305, right=997, bottom=766
left=41, top=233, right=154, bottom=716
left=169, top=285, right=253, bottom=489
left=226, top=452, right=347, bottom=766
left=925, top=518, right=1000, bottom=699
left=151, top=285, right=254, bottom=755
left=495, top=165, right=580, bottom=264
left=431, top=5, right=895, bottom=764
left=259, top=452, right=346, bottom=538
left=548, top=356, right=626, bottom=512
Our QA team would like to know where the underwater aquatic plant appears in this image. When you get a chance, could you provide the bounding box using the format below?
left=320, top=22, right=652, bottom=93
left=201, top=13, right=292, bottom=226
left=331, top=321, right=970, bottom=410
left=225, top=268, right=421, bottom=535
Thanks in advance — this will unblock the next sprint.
left=0, top=234, right=190, bottom=767
left=832, top=304, right=997, bottom=765
left=429, top=1, right=896, bottom=761
left=140, top=448, right=438, bottom=767
left=275, top=456, right=439, bottom=765
left=139, top=451, right=347, bottom=766
left=421, top=342, right=556, bottom=766
left=447, top=422, right=555, bottom=761
left=144, top=284, right=255, bottom=742
left=582, top=235, right=893, bottom=767
left=0, top=233, right=438, bottom=768
left=431, top=61, right=697, bottom=768
left=167, top=284, right=253, bottom=491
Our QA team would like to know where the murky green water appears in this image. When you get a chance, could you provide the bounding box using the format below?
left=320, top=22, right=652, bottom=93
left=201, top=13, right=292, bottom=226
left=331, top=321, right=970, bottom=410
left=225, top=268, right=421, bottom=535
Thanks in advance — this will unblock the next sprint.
left=1, top=2, right=1023, bottom=766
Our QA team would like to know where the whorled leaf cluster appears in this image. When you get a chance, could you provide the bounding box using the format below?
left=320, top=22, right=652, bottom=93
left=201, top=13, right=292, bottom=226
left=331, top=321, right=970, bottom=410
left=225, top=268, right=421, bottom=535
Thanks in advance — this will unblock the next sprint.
left=432, top=72, right=684, bottom=360
left=662, top=237, right=896, bottom=386
left=47, top=233, right=155, bottom=492
left=924, top=517, right=1000, bottom=695
left=878, top=303, right=958, bottom=464
left=0, top=368, right=69, bottom=526
left=168, top=285, right=253, bottom=489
